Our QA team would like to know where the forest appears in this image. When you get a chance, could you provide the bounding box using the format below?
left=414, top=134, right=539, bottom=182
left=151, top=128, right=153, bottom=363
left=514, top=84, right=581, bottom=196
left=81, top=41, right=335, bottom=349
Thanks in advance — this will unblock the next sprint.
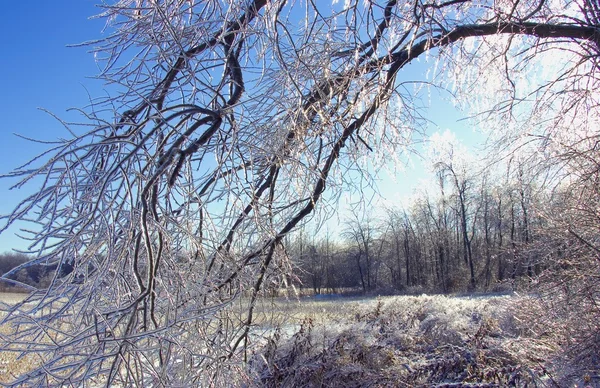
left=288, top=150, right=580, bottom=296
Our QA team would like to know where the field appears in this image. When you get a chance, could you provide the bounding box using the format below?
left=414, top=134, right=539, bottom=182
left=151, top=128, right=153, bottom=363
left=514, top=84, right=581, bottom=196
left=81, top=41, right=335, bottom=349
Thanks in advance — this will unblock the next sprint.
left=248, top=293, right=582, bottom=387
left=0, top=292, right=28, bottom=305
left=0, top=292, right=592, bottom=387
left=0, top=292, right=37, bottom=384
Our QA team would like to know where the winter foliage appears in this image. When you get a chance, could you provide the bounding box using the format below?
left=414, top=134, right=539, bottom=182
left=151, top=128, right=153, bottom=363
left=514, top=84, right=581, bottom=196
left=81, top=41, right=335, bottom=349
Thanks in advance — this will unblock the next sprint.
left=0, top=0, right=599, bottom=385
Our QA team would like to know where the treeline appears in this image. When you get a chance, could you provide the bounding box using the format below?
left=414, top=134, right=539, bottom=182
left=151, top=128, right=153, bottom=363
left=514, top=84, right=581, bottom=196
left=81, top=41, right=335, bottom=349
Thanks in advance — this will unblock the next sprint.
left=0, top=252, right=56, bottom=291
left=287, top=161, right=555, bottom=295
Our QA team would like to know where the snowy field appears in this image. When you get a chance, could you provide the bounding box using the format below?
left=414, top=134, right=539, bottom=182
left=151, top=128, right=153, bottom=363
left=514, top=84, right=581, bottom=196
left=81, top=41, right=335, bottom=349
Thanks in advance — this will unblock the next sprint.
left=0, top=292, right=28, bottom=305
left=249, top=293, right=574, bottom=387
left=0, top=292, right=36, bottom=383
left=0, top=293, right=590, bottom=386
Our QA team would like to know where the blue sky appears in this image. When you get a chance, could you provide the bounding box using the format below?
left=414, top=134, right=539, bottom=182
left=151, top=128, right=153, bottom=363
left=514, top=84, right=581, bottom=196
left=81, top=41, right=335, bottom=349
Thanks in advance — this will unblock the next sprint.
left=0, top=1, right=105, bottom=251
left=0, top=2, right=484, bottom=251
left=0, top=1, right=105, bottom=164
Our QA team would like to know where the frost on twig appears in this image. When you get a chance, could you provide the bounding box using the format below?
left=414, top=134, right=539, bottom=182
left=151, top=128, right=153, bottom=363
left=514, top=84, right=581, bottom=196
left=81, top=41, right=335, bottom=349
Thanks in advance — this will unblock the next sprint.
left=1, top=0, right=599, bottom=385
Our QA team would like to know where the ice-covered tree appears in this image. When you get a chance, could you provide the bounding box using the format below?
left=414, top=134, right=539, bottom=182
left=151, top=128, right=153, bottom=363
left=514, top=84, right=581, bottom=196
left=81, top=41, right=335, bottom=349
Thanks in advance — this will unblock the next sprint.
left=1, top=0, right=598, bottom=385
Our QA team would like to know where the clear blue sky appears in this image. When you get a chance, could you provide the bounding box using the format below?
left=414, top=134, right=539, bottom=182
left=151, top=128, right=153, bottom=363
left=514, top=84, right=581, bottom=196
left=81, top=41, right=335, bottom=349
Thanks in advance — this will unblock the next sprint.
left=0, top=2, right=483, bottom=251
left=0, top=1, right=105, bottom=163
left=0, top=1, right=105, bottom=251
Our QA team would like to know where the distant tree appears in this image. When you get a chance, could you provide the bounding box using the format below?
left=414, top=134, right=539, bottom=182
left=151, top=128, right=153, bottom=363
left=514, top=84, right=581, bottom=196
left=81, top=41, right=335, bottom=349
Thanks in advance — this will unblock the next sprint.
left=0, top=252, right=31, bottom=290
left=429, top=133, right=478, bottom=289
left=343, top=213, right=379, bottom=292
left=1, top=0, right=599, bottom=385
left=0, top=252, right=28, bottom=277
left=383, top=209, right=407, bottom=291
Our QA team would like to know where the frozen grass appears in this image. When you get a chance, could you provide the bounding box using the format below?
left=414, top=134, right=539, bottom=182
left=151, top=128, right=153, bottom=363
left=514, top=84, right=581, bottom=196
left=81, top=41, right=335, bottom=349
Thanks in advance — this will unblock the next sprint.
left=0, top=292, right=37, bottom=385
left=0, top=294, right=111, bottom=387
left=0, top=293, right=595, bottom=386
left=0, top=293, right=28, bottom=305
left=249, top=294, right=578, bottom=387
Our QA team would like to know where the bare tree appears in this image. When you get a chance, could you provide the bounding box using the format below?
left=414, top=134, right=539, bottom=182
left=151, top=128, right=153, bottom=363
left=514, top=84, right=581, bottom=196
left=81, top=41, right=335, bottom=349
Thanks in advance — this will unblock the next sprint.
left=384, top=208, right=407, bottom=290
left=343, top=213, right=378, bottom=293
left=0, top=0, right=598, bottom=385
left=429, top=132, right=479, bottom=288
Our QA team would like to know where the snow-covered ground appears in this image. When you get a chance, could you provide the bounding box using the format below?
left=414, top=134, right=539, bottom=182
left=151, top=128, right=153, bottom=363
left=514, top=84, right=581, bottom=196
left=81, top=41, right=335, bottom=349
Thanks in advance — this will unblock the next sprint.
left=249, top=294, right=589, bottom=387
left=0, top=292, right=596, bottom=386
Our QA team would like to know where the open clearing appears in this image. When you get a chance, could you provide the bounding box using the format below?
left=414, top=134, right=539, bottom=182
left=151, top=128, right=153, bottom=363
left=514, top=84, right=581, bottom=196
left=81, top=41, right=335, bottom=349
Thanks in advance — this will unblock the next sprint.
left=0, top=292, right=28, bottom=305
left=249, top=293, right=571, bottom=387
left=0, top=292, right=585, bottom=386
left=0, top=292, right=37, bottom=384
